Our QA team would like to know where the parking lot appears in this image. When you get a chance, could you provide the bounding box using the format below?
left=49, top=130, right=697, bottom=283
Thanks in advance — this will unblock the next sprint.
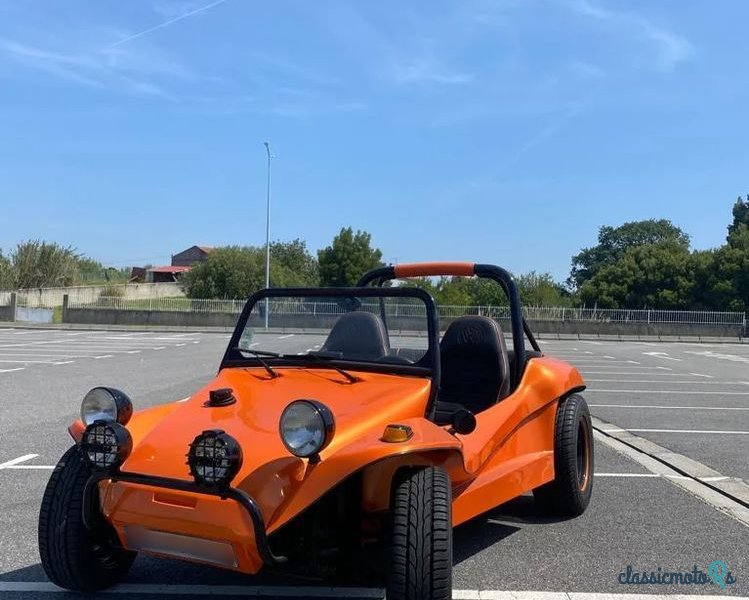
left=0, top=327, right=748, bottom=598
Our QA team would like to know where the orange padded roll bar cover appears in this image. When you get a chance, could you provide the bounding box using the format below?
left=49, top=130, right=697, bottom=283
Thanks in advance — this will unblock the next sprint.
left=393, top=262, right=475, bottom=278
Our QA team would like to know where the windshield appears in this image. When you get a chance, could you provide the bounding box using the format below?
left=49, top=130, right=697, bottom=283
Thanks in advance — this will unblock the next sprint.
left=223, top=288, right=437, bottom=372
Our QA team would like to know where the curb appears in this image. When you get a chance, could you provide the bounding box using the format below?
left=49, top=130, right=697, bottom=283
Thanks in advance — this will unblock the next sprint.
left=592, top=415, right=749, bottom=527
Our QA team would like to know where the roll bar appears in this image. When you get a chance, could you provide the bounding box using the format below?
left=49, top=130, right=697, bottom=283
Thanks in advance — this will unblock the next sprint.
left=356, top=262, right=539, bottom=385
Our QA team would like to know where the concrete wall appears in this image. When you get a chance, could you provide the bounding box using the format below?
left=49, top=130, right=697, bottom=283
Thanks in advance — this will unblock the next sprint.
left=0, top=292, right=16, bottom=322
left=16, top=282, right=184, bottom=308
left=526, top=319, right=743, bottom=338
left=61, top=305, right=745, bottom=337
left=64, top=307, right=239, bottom=328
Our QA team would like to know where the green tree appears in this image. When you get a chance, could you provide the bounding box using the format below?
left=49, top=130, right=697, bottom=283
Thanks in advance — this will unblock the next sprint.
left=569, top=219, right=690, bottom=289
left=182, top=246, right=265, bottom=299
left=697, top=227, right=749, bottom=312
left=728, top=194, right=749, bottom=242
left=269, top=239, right=319, bottom=287
left=318, top=228, right=383, bottom=286
left=579, top=241, right=694, bottom=309
left=516, top=272, right=571, bottom=306
left=182, top=240, right=319, bottom=299
left=75, top=257, right=104, bottom=283
left=0, top=251, right=13, bottom=289
left=11, top=240, right=80, bottom=288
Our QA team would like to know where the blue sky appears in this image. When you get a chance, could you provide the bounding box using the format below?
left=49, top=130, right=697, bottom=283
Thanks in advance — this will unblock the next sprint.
left=0, top=0, right=746, bottom=280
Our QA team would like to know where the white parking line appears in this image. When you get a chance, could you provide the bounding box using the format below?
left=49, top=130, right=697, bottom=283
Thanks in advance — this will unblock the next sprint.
left=0, top=454, right=38, bottom=469
left=0, top=359, right=61, bottom=364
left=690, top=372, right=714, bottom=378
left=642, top=351, right=682, bottom=362
left=585, top=379, right=748, bottom=384
left=278, top=334, right=295, bottom=339
left=0, top=583, right=383, bottom=596
left=602, top=427, right=749, bottom=435
left=1, top=583, right=732, bottom=598
left=580, top=365, right=663, bottom=369
left=569, top=361, right=639, bottom=364
left=0, top=367, right=24, bottom=373
left=589, top=389, right=749, bottom=395
left=591, top=403, right=749, bottom=411
left=0, top=352, right=101, bottom=358
left=10, top=330, right=57, bottom=335
left=595, top=472, right=729, bottom=481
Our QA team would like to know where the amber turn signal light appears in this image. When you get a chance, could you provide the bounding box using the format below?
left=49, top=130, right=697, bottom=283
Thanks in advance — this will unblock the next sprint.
left=381, top=424, right=413, bottom=443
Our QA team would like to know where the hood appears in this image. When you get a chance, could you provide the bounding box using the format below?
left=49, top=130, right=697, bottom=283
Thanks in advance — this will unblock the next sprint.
left=122, top=366, right=433, bottom=486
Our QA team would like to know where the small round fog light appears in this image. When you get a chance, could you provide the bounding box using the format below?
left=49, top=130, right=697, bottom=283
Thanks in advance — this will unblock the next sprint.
left=187, top=430, right=242, bottom=487
left=81, top=421, right=133, bottom=470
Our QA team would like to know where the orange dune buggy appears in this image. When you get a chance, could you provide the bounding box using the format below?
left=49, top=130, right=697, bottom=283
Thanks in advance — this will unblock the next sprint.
left=39, top=262, right=593, bottom=599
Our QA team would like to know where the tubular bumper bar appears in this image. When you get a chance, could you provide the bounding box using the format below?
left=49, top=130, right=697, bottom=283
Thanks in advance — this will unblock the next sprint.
left=82, top=471, right=287, bottom=567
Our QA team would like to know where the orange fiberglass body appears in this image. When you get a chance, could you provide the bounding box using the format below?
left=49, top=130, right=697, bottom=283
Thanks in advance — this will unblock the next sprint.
left=48, top=262, right=593, bottom=596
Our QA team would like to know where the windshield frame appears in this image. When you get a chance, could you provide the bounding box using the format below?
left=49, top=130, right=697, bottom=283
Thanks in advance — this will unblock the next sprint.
left=220, top=286, right=440, bottom=380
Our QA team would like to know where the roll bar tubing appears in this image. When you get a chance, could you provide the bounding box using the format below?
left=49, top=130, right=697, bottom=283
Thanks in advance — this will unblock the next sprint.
left=356, top=262, right=540, bottom=385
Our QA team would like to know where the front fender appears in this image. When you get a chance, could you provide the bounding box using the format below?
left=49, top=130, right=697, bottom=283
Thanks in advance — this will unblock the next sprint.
left=68, top=401, right=181, bottom=444
left=256, top=416, right=465, bottom=532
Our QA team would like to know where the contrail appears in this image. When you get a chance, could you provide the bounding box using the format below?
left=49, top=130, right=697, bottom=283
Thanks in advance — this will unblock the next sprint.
left=109, top=0, right=230, bottom=48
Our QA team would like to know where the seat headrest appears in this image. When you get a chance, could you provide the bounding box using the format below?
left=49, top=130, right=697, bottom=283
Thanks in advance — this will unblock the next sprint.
left=321, top=311, right=389, bottom=361
left=440, top=315, right=511, bottom=403
left=440, top=315, right=506, bottom=358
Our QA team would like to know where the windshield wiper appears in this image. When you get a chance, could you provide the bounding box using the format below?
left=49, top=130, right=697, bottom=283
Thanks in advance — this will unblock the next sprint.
left=231, top=347, right=359, bottom=383
left=300, top=351, right=360, bottom=383
left=232, top=347, right=280, bottom=379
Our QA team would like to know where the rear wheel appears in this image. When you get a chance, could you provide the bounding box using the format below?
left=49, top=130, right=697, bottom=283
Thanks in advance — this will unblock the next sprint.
left=533, top=393, right=594, bottom=516
left=38, top=446, right=136, bottom=591
left=387, top=466, right=452, bottom=600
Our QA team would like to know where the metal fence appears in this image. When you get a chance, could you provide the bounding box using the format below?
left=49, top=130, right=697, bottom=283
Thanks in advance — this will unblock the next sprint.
left=67, top=296, right=747, bottom=326
left=68, top=296, right=245, bottom=313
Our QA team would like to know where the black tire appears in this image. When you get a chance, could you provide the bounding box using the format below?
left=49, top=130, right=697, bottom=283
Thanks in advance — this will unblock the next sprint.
left=38, top=446, right=136, bottom=591
left=387, top=466, right=452, bottom=600
left=533, top=393, right=594, bottom=517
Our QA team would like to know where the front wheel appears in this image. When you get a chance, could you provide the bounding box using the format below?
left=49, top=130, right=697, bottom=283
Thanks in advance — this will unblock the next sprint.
left=533, top=393, right=594, bottom=516
left=38, top=446, right=136, bottom=591
left=387, top=466, right=452, bottom=600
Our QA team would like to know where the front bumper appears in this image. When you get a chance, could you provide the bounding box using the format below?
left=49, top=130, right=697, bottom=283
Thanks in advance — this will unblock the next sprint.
left=83, top=471, right=287, bottom=573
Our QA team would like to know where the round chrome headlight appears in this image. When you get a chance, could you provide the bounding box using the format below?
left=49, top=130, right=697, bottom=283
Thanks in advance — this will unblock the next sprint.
left=81, top=421, right=133, bottom=471
left=279, top=400, right=335, bottom=458
left=81, top=387, right=133, bottom=426
left=187, top=430, right=242, bottom=487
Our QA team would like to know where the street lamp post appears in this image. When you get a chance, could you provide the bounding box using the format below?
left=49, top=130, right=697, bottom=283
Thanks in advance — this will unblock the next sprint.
left=264, top=142, right=272, bottom=328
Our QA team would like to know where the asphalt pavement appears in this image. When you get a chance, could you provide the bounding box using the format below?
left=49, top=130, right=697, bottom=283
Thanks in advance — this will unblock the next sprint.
left=0, top=327, right=747, bottom=598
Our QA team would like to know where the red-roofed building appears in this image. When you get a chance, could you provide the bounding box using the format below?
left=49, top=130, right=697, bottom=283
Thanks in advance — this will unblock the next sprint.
left=146, top=265, right=192, bottom=283
left=136, top=246, right=214, bottom=282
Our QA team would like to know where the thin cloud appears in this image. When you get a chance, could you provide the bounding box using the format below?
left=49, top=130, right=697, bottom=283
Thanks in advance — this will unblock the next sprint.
left=0, top=37, right=173, bottom=98
left=109, top=0, right=230, bottom=48
left=561, top=0, right=695, bottom=71
left=391, top=58, right=473, bottom=86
